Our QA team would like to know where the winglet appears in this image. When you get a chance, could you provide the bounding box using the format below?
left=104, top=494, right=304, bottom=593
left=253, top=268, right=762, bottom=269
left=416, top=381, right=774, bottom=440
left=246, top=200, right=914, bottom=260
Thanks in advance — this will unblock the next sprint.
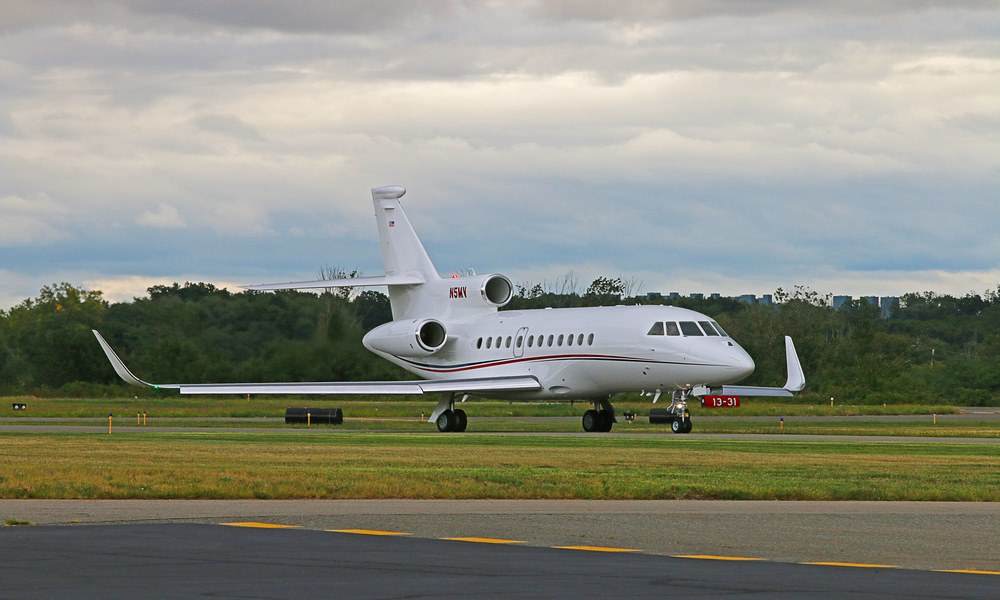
left=92, top=330, right=166, bottom=389
left=783, top=336, right=806, bottom=392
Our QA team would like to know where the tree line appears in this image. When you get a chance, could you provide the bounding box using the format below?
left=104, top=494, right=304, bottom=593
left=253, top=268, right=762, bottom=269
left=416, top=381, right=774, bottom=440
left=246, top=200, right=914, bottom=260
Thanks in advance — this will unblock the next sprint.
left=0, top=280, right=997, bottom=405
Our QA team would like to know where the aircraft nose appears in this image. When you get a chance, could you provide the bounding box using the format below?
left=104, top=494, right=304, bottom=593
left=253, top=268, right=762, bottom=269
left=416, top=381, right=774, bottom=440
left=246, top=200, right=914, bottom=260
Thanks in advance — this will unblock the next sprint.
left=732, top=346, right=755, bottom=380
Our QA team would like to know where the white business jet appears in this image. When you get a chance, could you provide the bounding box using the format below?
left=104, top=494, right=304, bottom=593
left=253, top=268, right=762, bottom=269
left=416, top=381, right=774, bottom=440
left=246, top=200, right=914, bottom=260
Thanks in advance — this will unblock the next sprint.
left=94, top=185, right=805, bottom=433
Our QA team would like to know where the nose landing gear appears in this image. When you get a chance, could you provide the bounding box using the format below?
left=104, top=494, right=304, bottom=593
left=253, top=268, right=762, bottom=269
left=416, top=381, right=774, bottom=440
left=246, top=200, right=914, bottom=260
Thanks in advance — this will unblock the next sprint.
left=666, top=391, right=693, bottom=434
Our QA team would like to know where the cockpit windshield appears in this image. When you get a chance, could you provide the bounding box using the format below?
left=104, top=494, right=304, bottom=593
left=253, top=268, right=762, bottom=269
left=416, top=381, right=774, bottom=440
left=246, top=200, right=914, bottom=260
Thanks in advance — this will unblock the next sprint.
left=679, top=321, right=703, bottom=336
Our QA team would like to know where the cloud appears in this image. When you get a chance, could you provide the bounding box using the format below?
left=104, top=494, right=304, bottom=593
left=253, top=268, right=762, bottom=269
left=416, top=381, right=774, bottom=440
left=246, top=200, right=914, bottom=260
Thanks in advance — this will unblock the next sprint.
left=0, top=194, right=70, bottom=246
left=0, top=1, right=998, bottom=310
left=138, top=203, right=185, bottom=228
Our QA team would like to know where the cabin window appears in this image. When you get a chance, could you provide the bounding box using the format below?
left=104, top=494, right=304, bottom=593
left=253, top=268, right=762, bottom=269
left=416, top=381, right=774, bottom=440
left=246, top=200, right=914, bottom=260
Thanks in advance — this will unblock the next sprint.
left=495, top=336, right=502, bottom=348
left=700, top=321, right=721, bottom=336
left=566, top=333, right=574, bottom=346
left=476, top=337, right=483, bottom=349
left=516, top=335, right=523, bottom=347
left=547, top=335, right=554, bottom=347
left=557, top=334, right=564, bottom=346
left=712, top=321, right=729, bottom=337
left=486, top=337, right=493, bottom=349
left=577, top=334, right=584, bottom=346
left=647, top=322, right=665, bottom=336
left=505, top=336, right=512, bottom=348
left=587, top=333, right=595, bottom=345
left=679, top=321, right=704, bottom=336
left=527, top=335, right=534, bottom=347
left=665, top=322, right=680, bottom=336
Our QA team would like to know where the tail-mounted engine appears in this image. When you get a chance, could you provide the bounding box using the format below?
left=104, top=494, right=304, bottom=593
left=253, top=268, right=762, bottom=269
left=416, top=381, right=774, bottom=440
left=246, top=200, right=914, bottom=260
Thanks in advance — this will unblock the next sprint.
left=363, top=318, right=448, bottom=358
left=442, top=273, right=513, bottom=309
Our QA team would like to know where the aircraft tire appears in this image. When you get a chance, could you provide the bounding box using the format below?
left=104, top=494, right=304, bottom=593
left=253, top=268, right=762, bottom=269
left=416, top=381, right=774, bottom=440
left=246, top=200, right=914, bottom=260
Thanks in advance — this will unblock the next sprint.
left=454, top=409, right=468, bottom=432
left=599, top=410, right=614, bottom=432
left=670, top=418, right=683, bottom=434
left=582, top=410, right=599, bottom=432
left=436, top=410, right=455, bottom=433
left=681, top=418, right=693, bottom=434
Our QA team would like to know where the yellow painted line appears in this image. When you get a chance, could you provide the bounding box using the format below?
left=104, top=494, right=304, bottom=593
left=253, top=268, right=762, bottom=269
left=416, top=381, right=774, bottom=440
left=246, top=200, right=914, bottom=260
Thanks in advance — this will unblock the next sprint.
left=801, top=562, right=898, bottom=569
left=328, top=529, right=411, bottom=536
left=675, top=554, right=767, bottom=562
left=552, top=545, right=641, bottom=553
left=442, top=537, right=524, bottom=545
left=934, top=569, right=1000, bottom=576
left=220, top=522, right=301, bottom=529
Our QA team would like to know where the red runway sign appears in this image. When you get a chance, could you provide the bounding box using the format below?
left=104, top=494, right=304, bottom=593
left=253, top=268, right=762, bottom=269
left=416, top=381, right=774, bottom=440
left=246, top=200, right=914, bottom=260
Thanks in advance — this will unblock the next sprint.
left=702, top=395, right=741, bottom=408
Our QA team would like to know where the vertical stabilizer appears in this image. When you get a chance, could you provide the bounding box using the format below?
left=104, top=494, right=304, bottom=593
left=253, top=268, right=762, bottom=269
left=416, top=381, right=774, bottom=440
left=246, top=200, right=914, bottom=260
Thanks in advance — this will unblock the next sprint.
left=371, top=186, right=440, bottom=318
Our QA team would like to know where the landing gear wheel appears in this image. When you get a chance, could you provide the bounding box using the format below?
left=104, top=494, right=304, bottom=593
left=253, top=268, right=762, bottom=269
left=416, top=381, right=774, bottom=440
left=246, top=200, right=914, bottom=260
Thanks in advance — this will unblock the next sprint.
left=453, top=409, right=468, bottom=433
left=671, top=418, right=683, bottom=434
left=436, top=410, right=456, bottom=433
left=599, top=410, right=614, bottom=432
left=582, top=409, right=599, bottom=432
left=681, top=418, right=693, bottom=434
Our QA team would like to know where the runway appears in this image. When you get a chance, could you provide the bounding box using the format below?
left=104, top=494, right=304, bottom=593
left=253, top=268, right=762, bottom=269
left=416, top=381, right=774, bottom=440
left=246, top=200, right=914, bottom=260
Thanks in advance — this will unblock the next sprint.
left=1, top=519, right=996, bottom=599
left=3, top=500, right=998, bottom=574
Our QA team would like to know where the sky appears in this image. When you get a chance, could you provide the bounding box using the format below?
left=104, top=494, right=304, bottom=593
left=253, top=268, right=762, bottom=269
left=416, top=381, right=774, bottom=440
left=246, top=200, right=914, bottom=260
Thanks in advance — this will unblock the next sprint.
left=1, top=0, right=999, bottom=310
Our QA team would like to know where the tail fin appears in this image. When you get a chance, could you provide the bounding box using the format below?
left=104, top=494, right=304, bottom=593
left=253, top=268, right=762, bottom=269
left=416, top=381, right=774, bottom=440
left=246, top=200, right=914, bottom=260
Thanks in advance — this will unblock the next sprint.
left=371, top=186, right=440, bottom=319
left=372, top=186, right=439, bottom=282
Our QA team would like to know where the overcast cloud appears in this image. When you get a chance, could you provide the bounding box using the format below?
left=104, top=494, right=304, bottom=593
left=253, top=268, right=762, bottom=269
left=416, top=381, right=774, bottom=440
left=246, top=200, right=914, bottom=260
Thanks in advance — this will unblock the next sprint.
left=1, top=0, right=998, bottom=309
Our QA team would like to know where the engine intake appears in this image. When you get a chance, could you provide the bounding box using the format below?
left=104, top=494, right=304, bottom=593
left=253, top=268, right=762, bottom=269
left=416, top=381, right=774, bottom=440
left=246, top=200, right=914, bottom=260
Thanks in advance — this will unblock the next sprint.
left=481, top=274, right=513, bottom=307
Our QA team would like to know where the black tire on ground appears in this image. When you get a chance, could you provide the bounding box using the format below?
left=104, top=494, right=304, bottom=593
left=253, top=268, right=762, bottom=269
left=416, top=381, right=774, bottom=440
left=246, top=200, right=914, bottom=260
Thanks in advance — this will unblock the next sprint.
left=681, top=418, right=693, bottom=434
left=436, top=410, right=455, bottom=433
left=582, top=409, right=599, bottom=432
left=599, top=410, right=614, bottom=432
left=454, top=409, right=468, bottom=432
left=671, top=418, right=682, bottom=433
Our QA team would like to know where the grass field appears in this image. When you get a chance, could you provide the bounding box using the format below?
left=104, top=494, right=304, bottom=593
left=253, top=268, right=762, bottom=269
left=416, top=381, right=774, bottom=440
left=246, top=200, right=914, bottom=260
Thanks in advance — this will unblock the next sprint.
left=0, top=431, right=996, bottom=501
left=0, top=395, right=967, bottom=419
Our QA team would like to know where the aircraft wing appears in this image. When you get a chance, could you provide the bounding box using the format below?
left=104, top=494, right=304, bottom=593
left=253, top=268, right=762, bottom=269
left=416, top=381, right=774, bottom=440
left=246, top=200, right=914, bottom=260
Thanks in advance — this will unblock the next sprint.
left=244, top=274, right=423, bottom=291
left=92, top=330, right=540, bottom=396
left=692, top=336, right=806, bottom=398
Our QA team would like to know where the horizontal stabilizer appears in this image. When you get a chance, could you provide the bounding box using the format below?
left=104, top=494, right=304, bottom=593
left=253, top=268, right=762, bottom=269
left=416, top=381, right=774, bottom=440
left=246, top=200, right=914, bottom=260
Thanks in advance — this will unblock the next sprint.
left=244, top=274, right=424, bottom=291
left=92, top=330, right=539, bottom=396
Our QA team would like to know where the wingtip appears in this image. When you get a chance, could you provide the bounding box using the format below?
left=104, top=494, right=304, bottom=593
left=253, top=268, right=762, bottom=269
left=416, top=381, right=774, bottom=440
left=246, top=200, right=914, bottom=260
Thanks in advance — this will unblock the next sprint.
left=92, top=330, right=154, bottom=389
left=783, top=336, right=806, bottom=392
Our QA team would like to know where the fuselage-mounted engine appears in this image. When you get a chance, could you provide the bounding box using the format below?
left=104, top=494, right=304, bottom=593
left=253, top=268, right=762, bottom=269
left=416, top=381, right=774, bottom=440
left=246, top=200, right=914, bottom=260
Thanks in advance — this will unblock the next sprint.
left=363, top=318, right=448, bottom=358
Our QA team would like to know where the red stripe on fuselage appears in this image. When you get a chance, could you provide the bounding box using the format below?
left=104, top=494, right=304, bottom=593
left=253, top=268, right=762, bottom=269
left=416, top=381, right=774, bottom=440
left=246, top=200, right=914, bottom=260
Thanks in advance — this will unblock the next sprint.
left=398, top=353, right=682, bottom=374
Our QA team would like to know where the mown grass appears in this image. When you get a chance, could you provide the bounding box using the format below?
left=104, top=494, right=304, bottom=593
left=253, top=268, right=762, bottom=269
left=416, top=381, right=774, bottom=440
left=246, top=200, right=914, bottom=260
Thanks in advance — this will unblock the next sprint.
left=0, top=395, right=965, bottom=419
left=0, top=431, right=995, bottom=501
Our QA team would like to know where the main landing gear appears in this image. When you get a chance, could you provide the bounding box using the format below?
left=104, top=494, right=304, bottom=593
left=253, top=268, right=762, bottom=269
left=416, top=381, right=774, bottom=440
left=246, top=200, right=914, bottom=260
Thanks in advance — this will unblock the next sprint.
left=436, top=408, right=468, bottom=433
left=431, top=393, right=468, bottom=433
left=582, top=398, right=616, bottom=433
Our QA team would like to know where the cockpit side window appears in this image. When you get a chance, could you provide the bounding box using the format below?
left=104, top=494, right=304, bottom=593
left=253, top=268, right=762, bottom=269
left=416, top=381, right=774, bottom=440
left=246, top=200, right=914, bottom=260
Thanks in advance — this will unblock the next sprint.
left=679, top=321, right=704, bottom=336
left=647, top=322, right=665, bottom=336
left=699, top=321, right=721, bottom=336
left=711, top=321, right=729, bottom=337
left=665, top=322, right=680, bottom=336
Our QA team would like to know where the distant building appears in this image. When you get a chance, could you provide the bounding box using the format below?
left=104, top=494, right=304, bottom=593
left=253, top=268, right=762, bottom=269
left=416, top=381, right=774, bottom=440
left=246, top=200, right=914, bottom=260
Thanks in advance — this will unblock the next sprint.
left=646, top=292, right=662, bottom=301
left=862, top=296, right=878, bottom=306
left=690, top=293, right=704, bottom=300
left=737, top=294, right=757, bottom=304
left=832, top=295, right=852, bottom=310
left=760, top=294, right=773, bottom=306
left=879, top=296, right=899, bottom=319
left=710, top=293, right=721, bottom=301
left=668, top=292, right=680, bottom=300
